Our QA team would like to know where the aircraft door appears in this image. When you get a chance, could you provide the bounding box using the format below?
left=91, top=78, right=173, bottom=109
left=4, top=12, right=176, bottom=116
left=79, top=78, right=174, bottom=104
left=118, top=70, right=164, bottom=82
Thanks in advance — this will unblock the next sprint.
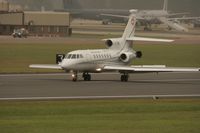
left=85, top=53, right=91, bottom=62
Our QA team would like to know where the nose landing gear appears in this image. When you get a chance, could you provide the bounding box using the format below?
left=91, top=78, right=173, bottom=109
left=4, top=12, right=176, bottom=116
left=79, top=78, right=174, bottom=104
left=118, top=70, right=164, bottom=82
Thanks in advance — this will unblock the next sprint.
left=72, top=72, right=78, bottom=82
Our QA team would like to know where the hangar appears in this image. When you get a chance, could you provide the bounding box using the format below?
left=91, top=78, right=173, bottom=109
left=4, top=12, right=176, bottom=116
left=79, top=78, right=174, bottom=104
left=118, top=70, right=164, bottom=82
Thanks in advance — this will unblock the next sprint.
left=0, top=11, right=72, bottom=37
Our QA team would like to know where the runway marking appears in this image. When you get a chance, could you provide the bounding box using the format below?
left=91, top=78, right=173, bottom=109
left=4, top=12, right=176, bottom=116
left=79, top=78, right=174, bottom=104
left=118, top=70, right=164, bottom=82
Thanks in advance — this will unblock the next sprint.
left=0, top=95, right=200, bottom=101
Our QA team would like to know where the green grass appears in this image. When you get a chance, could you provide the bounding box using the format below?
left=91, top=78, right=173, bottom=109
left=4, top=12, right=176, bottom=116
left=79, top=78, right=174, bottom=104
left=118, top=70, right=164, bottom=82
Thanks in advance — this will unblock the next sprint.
left=133, top=44, right=200, bottom=67
left=0, top=43, right=200, bottom=73
left=0, top=99, right=200, bottom=133
left=0, top=43, right=104, bottom=73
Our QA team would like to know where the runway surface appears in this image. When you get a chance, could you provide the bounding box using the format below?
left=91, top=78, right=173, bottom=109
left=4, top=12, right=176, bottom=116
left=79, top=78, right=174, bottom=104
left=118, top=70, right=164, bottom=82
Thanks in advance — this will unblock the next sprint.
left=0, top=72, right=200, bottom=100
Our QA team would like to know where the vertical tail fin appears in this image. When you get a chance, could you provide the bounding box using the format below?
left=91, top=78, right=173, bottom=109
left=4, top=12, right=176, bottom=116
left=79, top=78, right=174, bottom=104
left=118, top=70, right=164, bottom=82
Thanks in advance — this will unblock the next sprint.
left=102, top=10, right=137, bottom=51
left=120, top=10, right=137, bottom=51
left=163, top=0, right=168, bottom=11
left=122, top=10, right=137, bottom=39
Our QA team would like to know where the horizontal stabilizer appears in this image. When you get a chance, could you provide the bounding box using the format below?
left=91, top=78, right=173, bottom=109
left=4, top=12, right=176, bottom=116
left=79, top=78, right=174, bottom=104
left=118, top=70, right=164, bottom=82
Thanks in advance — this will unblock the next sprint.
left=29, top=64, right=62, bottom=69
left=167, top=12, right=190, bottom=16
left=127, top=37, right=174, bottom=42
left=168, top=16, right=200, bottom=21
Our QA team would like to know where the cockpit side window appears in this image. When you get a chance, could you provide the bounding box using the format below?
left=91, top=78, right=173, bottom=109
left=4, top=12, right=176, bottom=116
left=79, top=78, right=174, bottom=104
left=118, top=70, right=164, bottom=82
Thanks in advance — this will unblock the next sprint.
left=67, top=54, right=72, bottom=59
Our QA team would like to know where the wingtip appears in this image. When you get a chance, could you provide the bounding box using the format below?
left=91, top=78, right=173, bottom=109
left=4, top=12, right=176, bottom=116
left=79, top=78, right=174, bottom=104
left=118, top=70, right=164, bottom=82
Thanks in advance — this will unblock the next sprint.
left=29, top=64, right=33, bottom=68
left=129, top=9, right=138, bottom=13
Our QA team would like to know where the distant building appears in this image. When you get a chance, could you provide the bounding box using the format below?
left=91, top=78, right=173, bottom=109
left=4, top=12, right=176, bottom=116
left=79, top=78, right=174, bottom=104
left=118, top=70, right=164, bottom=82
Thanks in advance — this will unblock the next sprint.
left=0, top=11, right=72, bottom=37
left=0, top=0, right=9, bottom=12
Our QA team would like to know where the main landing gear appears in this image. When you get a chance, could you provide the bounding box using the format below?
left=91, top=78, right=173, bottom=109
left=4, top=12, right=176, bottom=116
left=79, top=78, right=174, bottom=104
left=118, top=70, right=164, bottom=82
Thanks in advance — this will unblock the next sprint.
left=144, top=23, right=152, bottom=31
left=71, top=72, right=91, bottom=82
left=121, top=73, right=129, bottom=82
left=82, top=72, right=91, bottom=81
left=71, top=72, right=129, bottom=82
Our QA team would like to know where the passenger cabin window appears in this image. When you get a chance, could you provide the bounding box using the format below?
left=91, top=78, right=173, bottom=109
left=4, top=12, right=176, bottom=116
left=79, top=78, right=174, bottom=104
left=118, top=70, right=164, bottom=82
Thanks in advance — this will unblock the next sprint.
left=66, top=54, right=84, bottom=59
left=80, top=54, right=83, bottom=58
left=77, top=54, right=79, bottom=59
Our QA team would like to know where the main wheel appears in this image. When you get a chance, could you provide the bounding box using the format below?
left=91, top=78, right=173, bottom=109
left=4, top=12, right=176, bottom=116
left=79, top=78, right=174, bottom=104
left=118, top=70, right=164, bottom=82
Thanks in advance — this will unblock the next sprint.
left=83, top=73, right=91, bottom=81
left=124, top=75, right=128, bottom=82
left=121, top=75, right=129, bottom=82
left=87, top=74, right=91, bottom=81
left=72, top=77, right=77, bottom=82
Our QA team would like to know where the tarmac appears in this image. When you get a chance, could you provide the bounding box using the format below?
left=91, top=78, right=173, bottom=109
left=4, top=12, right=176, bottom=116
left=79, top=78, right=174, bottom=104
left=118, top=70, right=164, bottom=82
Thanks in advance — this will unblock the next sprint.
left=0, top=72, right=200, bottom=100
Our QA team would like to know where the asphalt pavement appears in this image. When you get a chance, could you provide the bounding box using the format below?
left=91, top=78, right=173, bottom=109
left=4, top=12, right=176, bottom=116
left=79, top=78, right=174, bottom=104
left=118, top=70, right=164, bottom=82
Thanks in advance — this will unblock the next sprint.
left=0, top=72, right=200, bottom=100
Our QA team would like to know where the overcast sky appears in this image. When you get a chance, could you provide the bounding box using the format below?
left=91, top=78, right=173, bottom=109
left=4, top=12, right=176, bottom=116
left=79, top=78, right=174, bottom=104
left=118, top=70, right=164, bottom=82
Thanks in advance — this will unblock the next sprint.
left=70, top=0, right=200, bottom=15
left=8, top=0, right=200, bottom=15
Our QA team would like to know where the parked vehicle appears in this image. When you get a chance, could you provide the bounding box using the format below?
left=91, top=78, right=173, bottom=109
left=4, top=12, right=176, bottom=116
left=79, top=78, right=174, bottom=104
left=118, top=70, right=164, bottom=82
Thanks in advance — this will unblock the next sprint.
left=12, top=28, right=28, bottom=38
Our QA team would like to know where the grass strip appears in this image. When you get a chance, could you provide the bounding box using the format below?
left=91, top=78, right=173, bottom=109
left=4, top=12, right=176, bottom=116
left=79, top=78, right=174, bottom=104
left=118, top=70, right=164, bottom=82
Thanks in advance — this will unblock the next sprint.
left=0, top=99, right=200, bottom=133
left=0, top=43, right=199, bottom=73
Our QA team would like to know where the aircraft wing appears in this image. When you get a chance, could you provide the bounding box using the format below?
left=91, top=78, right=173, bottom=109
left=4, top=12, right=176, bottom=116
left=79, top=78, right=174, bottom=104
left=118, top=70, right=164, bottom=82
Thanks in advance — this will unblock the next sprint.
left=168, top=16, right=200, bottom=21
left=167, top=12, right=190, bottom=17
left=103, top=65, right=200, bottom=73
left=100, top=13, right=145, bottom=20
left=127, top=37, right=174, bottom=42
left=29, top=64, right=62, bottom=69
left=100, top=13, right=129, bottom=19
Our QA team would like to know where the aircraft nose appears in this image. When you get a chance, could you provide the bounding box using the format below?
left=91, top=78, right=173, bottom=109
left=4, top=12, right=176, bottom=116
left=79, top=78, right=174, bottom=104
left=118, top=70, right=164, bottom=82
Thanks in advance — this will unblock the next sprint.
left=60, top=59, right=75, bottom=69
left=60, top=59, right=69, bottom=68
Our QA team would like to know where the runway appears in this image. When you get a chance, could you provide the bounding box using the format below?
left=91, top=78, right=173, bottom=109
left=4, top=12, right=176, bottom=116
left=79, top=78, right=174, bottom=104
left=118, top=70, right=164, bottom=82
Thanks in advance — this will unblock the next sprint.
left=0, top=72, right=200, bottom=100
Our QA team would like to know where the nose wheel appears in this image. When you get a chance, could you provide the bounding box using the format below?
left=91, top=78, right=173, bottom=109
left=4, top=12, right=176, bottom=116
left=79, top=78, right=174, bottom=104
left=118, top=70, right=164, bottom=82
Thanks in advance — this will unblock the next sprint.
left=72, top=72, right=78, bottom=82
left=121, top=73, right=129, bottom=82
left=82, top=72, right=91, bottom=81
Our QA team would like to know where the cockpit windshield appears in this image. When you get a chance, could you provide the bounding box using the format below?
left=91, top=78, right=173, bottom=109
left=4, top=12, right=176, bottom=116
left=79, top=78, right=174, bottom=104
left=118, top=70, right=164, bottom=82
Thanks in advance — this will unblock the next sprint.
left=71, top=54, right=76, bottom=59
left=66, top=54, right=83, bottom=59
left=67, top=54, right=72, bottom=59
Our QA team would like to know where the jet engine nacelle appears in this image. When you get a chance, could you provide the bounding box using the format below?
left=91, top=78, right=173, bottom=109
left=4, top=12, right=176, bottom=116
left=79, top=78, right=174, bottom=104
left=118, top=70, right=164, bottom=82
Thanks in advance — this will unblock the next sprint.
left=120, top=51, right=142, bottom=63
left=120, top=52, right=134, bottom=63
left=105, top=40, right=113, bottom=47
left=105, top=38, right=121, bottom=49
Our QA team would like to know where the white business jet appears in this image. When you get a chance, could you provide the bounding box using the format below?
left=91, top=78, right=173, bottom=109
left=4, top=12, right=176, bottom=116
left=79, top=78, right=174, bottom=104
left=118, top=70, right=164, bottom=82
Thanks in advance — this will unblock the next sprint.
left=30, top=10, right=199, bottom=82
